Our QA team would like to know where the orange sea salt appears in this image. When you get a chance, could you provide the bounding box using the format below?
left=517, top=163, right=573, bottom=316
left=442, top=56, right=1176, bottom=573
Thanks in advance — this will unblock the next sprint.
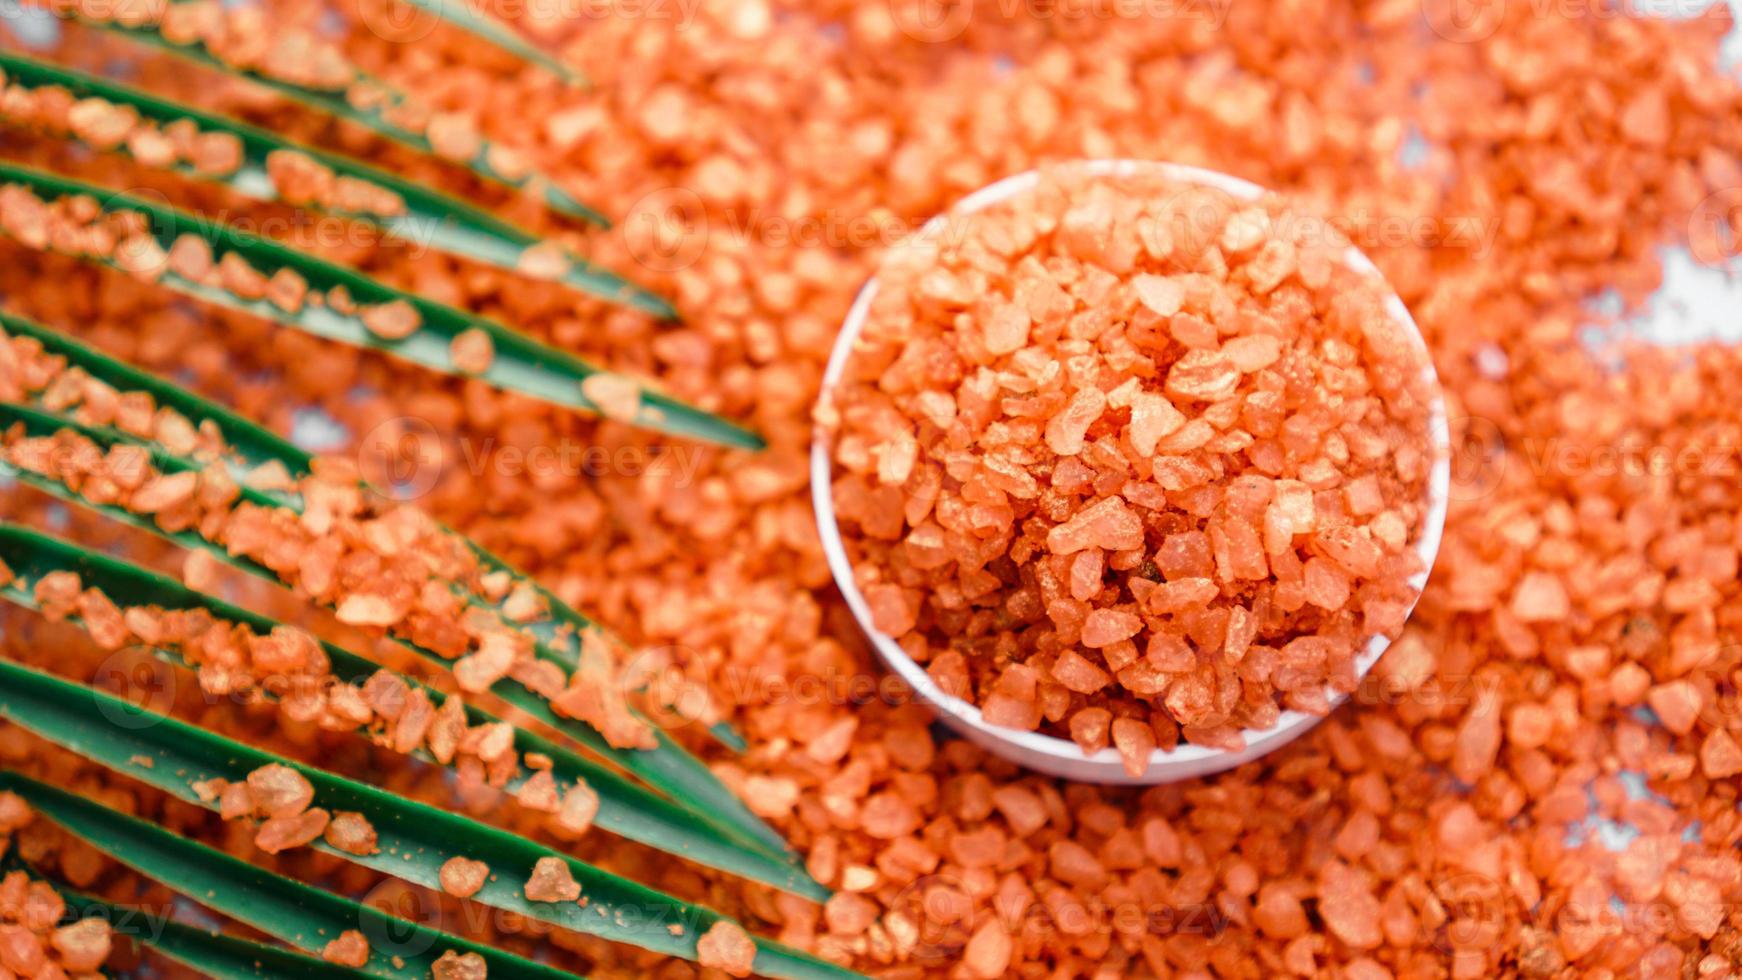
left=254, top=807, right=329, bottom=854
left=321, top=930, right=370, bottom=967
left=324, top=811, right=379, bottom=855
left=360, top=299, right=421, bottom=340
left=49, top=918, right=110, bottom=972
left=245, top=763, right=313, bottom=818
left=450, top=328, right=495, bottom=375
left=826, top=167, right=1438, bottom=771
left=0, top=2, right=1737, bottom=978
left=523, top=856, right=580, bottom=902
left=431, top=949, right=488, bottom=980
left=440, top=856, right=491, bottom=898
left=696, top=919, right=757, bottom=978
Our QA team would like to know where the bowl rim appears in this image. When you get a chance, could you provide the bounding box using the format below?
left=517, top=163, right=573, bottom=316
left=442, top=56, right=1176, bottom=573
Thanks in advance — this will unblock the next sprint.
left=809, top=159, right=1451, bottom=784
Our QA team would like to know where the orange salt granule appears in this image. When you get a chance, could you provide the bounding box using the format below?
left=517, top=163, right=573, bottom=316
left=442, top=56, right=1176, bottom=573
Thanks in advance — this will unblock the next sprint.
left=244, top=764, right=313, bottom=818
left=323, top=811, right=378, bottom=855
left=27, top=570, right=561, bottom=824
left=320, top=930, right=370, bottom=968
left=695, top=920, right=756, bottom=978
left=549, top=779, right=598, bottom=837
left=74, top=0, right=354, bottom=92
left=265, top=150, right=405, bottom=217
left=165, top=234, right=213, bottom=281
left=218, top=781, right=254, bottom=820
left=47, top=918, right=108, bottom=972
left=334, top=593, right=401, bottom=627
left=427, top=113, right=483, bottom=163
left=0, top=333, right=655, bottom=750
left=254, top=808, right=330, bottom=855
left=265, top=268, right=308, bottom=313
left=361, top=299, right=422, bottom=340
left=961, top=917, right=1013, bottom=979
left=522, top=856, right=580, bottom=902
left=230, top=763, right=332, bottom=854
left=515, top=242, right=570, bottom=281
left=0, top=925, right=46, bottom=975
left=515, top=769, right=561, bottom=812
left=579, top=372, right=642, bottom=422
left=449, top=328, right=495, bottom=375
left=439, top=856, right=491, bottom=898
left=825, top=168, right=1437, bottom=770
left=431, top=950, right=488, bottom=980
left=113, top=235, right=168, bottom=281
left=1701, top=730, right=1742, bottom=779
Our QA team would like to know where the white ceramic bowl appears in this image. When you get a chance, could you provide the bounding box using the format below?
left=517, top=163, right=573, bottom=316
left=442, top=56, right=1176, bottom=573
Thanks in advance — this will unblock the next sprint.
left=811, top=160, right=1450, bottom=785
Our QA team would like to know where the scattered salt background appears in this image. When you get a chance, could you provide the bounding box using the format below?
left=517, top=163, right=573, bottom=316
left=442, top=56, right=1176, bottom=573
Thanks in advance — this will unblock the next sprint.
left=1624, top=0, right=1742, bottom=346
left=1624, top=247, right=1742, bottom=346
left=0, top=5, right=58, bottom=48
left=1560, top=0, right=1742, bottom=868
left=2, top=0, right=1740, bottom=943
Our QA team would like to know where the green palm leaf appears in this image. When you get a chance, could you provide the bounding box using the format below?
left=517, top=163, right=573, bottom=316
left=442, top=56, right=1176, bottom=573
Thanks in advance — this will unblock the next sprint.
left=0, top=162, right=759, bottom=449
left=0, top=52, right=666, bottom=316
left=0, top=659, right=858, bottom=980
left=11, top=862, right=378, bottom=980
left=388, top=0, right=583, bottom=83
left=0, top=772, right=579, bottom=980
left=68, top=12, right=601, bottom=224
left=88, top=914, right=371, bottom=980
left=0, top=522, right=822, bottom=898
left=0, top=397, right=783, bottom=855
left=0, top=310, right=314, bottom=481
left=0, top=307, right=751, bottom=754
left=0, top=306, right=582, bottom=637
